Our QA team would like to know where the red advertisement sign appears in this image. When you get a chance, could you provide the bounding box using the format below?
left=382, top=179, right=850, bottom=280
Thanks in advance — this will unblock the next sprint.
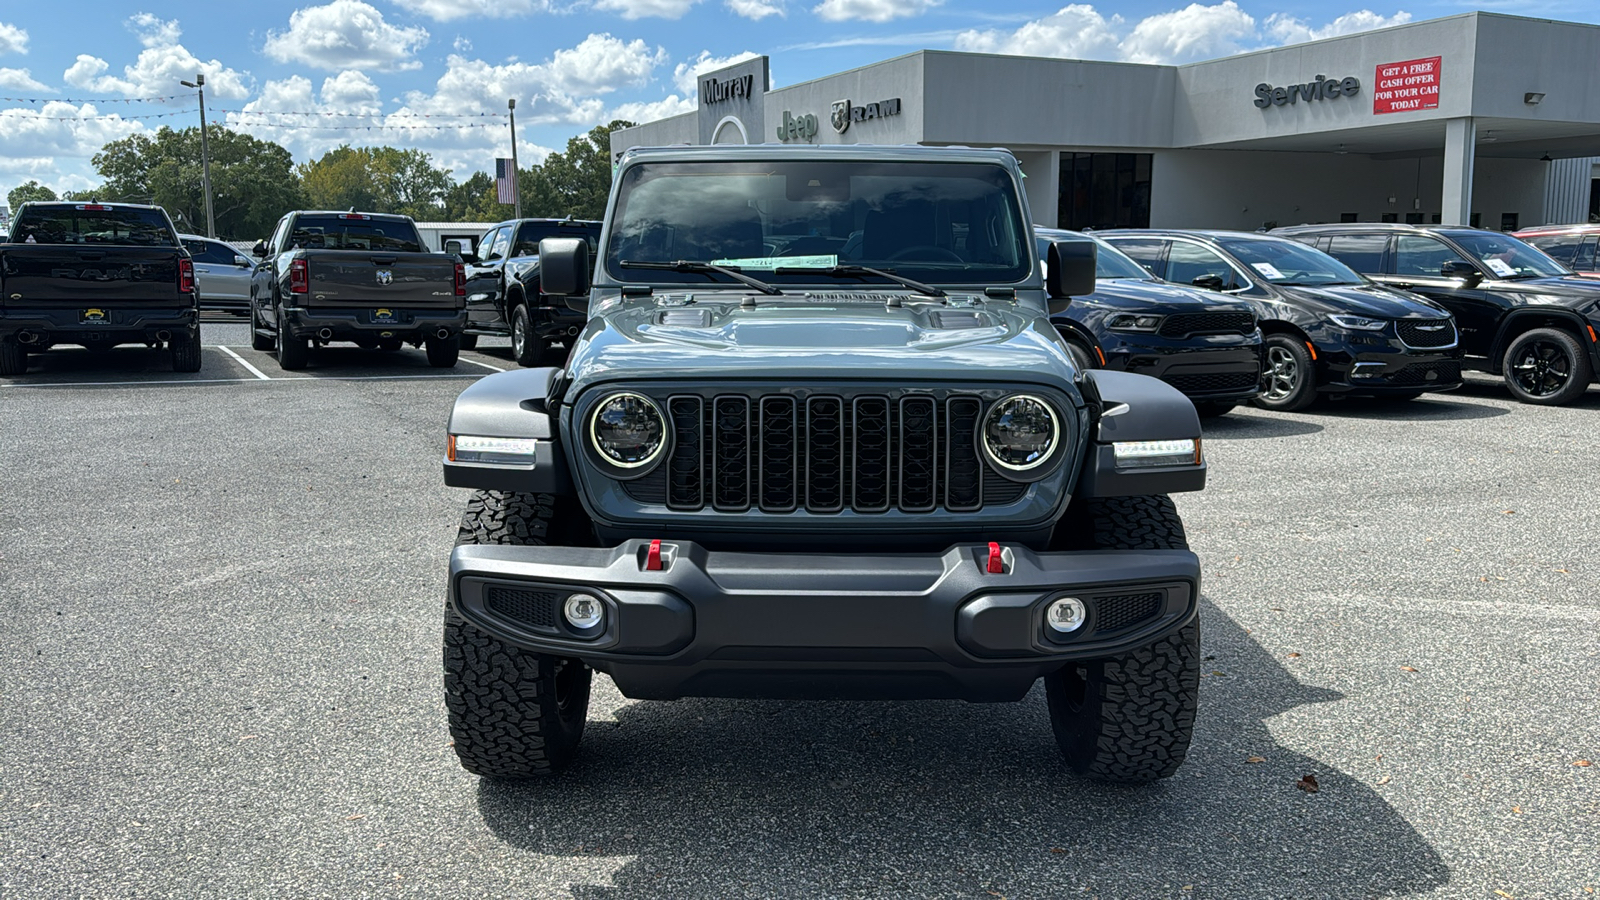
left=1373, top=56, right=1441, bottom=114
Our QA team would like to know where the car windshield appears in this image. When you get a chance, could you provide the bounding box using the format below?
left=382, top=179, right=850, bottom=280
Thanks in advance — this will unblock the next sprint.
left=289, top=215, right=423, bottom=252
left=513, top=221, right=600, bottom=258
left=9, top=205, right=175, bottom=246
left=605, top=160, right=1031, bottom=286
left=1448, top=231, right=1572, bottom=279
left=1218, top=238, right=1363, bottom=285
left=1035, top=233, right=1151, bottom=280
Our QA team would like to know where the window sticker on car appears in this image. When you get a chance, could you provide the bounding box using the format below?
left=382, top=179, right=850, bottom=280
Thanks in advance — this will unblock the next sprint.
left=711, top=255, right=838, bottom=270
left=1483, top=257, right=1516, bottom=278
left=1250, top=262, right=1284, bottom=279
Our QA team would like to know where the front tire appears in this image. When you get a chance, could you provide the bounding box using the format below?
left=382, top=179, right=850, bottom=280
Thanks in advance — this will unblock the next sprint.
left=444, top=492, right=592, bottom=779
left=170, top=327, right=203, bottom=373
left=426, top=335, right=461, bottom=368
left=1502, top=328, right=1592, bottom=406
left=510, top=303, right=550, bottom=368
left=1253, top=334, right=1318, bottom=411
left=1044, top=495, right=1201, bottom=782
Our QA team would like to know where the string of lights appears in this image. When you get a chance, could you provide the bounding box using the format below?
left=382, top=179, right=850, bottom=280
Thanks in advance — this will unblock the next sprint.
left=0, top=108, right=510, bottom=129
left=0, top=108, right=197, bottom=120
left=0, top=93, right=188, bottom=104
left=212, top=109, right=507, bottom=118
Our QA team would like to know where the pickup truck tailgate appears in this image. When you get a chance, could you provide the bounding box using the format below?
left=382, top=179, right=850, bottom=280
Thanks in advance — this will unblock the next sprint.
left=1, top=247, right=185, bottom=305
left=306, top=252, right=459, bottom=308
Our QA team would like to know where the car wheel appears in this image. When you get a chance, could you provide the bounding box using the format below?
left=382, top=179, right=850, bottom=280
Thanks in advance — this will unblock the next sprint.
left=249, top=303, right=275, bottom=352
left=1502, top=328, right=1592, bottom=406
left=1044, top=495, right=1200, bottom=782
left=0, top=339, right=27, bottom=376
left=170, top=327, right=203, bottom=373
left=425, top=334, right=461, bottom=368
left=444, top=491, right=592, bottom=779
left=275, top=313, right=310, bottom=371
left=1253, top=335, right=1318, bottom=411
left=511, top=304, right=549, bottom=368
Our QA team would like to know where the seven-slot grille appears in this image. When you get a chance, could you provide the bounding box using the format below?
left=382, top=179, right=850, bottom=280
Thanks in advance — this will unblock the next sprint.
left=1395, top=318, right=1457, bottom=348
left=634, top=392, right=1029, bottom=514
left=1157, top=312, right=1256, bottom=338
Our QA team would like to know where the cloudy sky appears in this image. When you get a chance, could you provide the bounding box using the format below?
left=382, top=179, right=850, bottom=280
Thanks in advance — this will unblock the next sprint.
left=1, top=0, right=1594, bottom=196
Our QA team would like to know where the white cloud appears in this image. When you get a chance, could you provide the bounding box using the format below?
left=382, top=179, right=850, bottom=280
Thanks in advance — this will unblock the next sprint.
left=62, top=55, right=136, bottom=94
left=609, top=94, right=698, bottom=124
left=955, top=5, right=1121, bottom=58
left=59, top=17, right=252, bottom=101
left=128, top=13, right=182, bottom=49
left=727, top=0, right=784, bottom=19
left=593, top=0, right=702, bottom=20
left=393, top=0, right=551, bottom=19
left=813, top=0, right=940, bottom=23
left=263, top=0, right=430, bottom=72
left=0, top=102, right=146, bottom=185
left=1265, top=10, right=1412, bottom=45
left=0, top=67, right=49, bottom=92
left=0, top=22, right=27, bottom=56
left=454, top=36, right=473, bottom=51
left=672, top=50, right=762, bottom=95
left=1120, top=1, right=1257, bottom=64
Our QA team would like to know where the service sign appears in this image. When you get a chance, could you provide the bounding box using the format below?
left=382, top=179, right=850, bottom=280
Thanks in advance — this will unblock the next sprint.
left=1373, top=57, right=1441, bottom=114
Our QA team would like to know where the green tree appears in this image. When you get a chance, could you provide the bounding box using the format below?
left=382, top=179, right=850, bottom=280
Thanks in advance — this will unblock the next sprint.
left=92, top=127, right=303, bottom=239
left=299, top=145, right=453, bottom=219
left=521, top=119, right=633, bottom=220
left=442, top=170, right=510, bottom=223
left=298, top=145, right=383, bottom=212
left=7, top=180, right=58, bottom=211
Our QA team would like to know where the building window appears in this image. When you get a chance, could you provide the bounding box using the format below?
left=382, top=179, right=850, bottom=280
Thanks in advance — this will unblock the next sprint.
left=1500, top=213, right=1519, bottom=232
left=1340, top=212, right=1359, bottom=223
left=1590, top=179, right=1599, bottom=222
left=1057, top=153, right=1151, bottom=231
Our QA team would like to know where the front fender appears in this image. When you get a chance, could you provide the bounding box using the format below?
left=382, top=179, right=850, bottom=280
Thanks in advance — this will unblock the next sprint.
left=443, top=367, right=574, bottom=494
left=1076, top=370, right=1206, bottom=498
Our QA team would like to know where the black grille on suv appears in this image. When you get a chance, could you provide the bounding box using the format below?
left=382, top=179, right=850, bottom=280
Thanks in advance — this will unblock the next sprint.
left=1164, top=371, right=1260, bottom=395
left=637, top=391, right=1035, bottom=514
left=1396, top=319, right=1457, bottom=348
left=1388, top=360, right=1462, bottom=386
left=1158, top=312, right=1256, bottom=338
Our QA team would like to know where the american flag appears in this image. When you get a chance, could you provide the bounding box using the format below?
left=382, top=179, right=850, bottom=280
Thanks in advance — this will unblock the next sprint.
left=495, top=158, right=517, bottom=204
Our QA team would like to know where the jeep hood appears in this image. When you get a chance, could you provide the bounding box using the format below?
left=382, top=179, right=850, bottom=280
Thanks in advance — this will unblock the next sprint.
left=566, top=292, right=1077, bottom=389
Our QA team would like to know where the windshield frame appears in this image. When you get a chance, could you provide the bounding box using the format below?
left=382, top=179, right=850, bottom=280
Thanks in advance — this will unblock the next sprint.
left=1217, top=237, right=1367, bottom=287
left=601, top=159, right=1034, bottom=288
left=1445, top=230, right=1574, bottom=279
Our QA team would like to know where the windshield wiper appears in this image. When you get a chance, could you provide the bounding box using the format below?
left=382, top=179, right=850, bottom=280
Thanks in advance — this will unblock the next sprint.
left=619, top=259, right=783, bottom=295
left=773, top=264, right=947, bottom=298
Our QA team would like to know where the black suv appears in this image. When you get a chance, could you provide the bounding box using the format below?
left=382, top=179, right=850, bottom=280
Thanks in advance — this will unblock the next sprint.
left=1036, top=227, right=1261, bottom=416
left=1274, top=224, right=1600, bottom=405
left=461, top=217, right=602, bottom=366
left=1099, top=230, right=1463, bottom=411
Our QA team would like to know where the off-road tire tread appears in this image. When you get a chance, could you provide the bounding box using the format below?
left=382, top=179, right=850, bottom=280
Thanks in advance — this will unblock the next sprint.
left=171, top=327, right=203, bottom=373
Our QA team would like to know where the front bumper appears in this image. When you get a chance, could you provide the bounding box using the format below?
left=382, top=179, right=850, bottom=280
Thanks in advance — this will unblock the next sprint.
left=1313, top=334, right=1463, bottom=394
left=449, top=540, right=1200, bottom=702
left=0, top=306, right=198, bottom=346
left=282, top=306, right=467, bottom=341
left=1101, top=336, right=1262, bottom=402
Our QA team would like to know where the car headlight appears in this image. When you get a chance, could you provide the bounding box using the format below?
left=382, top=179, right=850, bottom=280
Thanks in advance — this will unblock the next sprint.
left=448, top=435, right=540, bottom=467
left=1106, top=313, right=1163, bottom=332
left=588, top=392, right=667, bottom=471
left=1113, top=438, right=1202, bottom=469
left=981, top=395, right=1059, bottom=473
left=1329, top=315, right=1388, bottom=331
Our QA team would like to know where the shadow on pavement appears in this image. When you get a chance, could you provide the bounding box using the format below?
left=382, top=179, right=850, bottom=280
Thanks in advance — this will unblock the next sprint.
left=474, top=599, right=1449, bottom=898
left=0, top=345, right=236, bottom=384
left=1313, top=393, right=1510, bottom=421
left=1202, top=411, right=1325, bottom=440
left=1451, top=376, right=1600, bottom=409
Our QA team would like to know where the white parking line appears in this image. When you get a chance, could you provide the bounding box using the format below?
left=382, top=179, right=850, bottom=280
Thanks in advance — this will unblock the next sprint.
left=216, top=346, right=272, bottom=380
left=458, top=356, right=507, bottom=372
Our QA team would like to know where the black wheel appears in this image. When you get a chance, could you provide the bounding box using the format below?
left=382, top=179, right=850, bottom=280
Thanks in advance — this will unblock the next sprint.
left=170, top=327, right=203, bottom=373
left=458, top=333, right=479, bottom=350
left=1253, top=334, right=1318, bottom=411
left=1057, top=333, right=1097, bottom=373
left=377, top=337, right=404, bottom=352
left=1502, top=328, right=1592, bottom=406
left=426, top=335, right=461, bottom=368
left=275, top=312, right=309, bottom=371
left=445, top=491, right=593, bottom=779
left=1193, top=401, right=1236, bottom=417
left=0, top=339, right=27, bottom=376
left=511, top=303, right=550, bottom=368
left=1045, top=495, right=1201, bottom=782
left=249, top=303, right=275, bottom=351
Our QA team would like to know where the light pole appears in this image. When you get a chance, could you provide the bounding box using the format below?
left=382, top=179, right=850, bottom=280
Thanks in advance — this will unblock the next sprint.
left=180, top=73, right=216, bottom=238
left=508, top=97, right=521, bottom=219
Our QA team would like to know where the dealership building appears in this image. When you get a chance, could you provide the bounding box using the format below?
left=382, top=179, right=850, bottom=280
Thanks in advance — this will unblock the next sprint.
left=611, top=12, right=1600, bottom=233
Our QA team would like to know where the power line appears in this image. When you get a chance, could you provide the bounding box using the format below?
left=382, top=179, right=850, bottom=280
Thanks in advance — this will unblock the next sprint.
left=0, top=93, right=188, bottom=103
left=0, top=108, right=197, bottom=121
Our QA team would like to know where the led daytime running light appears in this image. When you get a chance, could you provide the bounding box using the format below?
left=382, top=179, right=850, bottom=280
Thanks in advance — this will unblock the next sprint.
left=1112, top=438, right=1201, bottom=469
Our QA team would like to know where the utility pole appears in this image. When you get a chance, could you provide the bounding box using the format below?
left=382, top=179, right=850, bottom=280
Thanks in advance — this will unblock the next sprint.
left=181, top=73, right=216, bottom=238
left=508, top=98, right=521, bottom=219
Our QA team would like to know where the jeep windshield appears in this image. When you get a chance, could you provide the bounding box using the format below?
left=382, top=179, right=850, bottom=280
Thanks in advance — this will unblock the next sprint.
left=605, top=160, right=1031, bottom=287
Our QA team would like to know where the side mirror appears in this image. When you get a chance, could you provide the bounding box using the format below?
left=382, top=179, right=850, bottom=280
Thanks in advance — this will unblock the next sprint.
left=1190, top=274, right=1226, bottom=291
left=444, top=239, right=462, bottom=255
left=1442, top=260, right=1482, bottom=284
left=1046, top=241, right=1096, bottom=313
left=538, top=237, right=591, bottom=308
left=251, top=240, right=268, bottom=258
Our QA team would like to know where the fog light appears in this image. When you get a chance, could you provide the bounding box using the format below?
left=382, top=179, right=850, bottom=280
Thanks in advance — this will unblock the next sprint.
left=563, top=593, right=604, bottom=631
left=1046, top=597, right=1087, bottom=634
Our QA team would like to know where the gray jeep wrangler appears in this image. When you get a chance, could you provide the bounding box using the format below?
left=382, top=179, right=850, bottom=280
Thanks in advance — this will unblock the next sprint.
left=440, top=145, right=1208, bottom=782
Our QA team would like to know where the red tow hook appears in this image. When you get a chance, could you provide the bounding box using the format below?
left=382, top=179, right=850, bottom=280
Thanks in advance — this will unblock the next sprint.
left=986, top=542, right=1005, bottom=574
left=645, top=539, right=664, bottom=571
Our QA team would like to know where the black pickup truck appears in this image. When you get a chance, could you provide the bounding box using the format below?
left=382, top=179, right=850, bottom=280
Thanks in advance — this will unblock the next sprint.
left=459, top=217, right=600, bottom=366
left=0, top=202, right=200, bottom=376
left=248, top=211, right=466, bottom=370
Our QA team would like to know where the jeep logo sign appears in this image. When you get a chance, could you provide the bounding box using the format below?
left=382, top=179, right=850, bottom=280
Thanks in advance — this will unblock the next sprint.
left=1253, top=75, right=1361, bottom=108
left=776, top=111, right=819, bottom=142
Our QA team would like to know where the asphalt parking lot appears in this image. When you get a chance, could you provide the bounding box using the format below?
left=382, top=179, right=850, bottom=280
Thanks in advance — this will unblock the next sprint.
left=2, top=326, right=1597, bottom=899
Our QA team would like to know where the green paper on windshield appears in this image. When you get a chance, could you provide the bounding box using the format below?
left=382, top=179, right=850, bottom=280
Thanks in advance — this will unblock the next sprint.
left=711, top=255, right=837, bottom=270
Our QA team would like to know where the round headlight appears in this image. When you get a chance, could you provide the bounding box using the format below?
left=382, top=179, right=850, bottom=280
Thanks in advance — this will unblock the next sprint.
left=981, top=395, right=1059, bottom=472
left=589, top=392, right=666, bottom=469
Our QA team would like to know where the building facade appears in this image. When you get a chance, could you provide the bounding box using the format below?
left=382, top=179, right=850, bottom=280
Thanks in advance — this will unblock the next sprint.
left=612, top=12, right=1600, bottom=232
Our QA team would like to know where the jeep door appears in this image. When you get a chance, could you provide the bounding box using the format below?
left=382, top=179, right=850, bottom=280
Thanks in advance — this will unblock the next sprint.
left=1376, top=234, right=1497, bottom=356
